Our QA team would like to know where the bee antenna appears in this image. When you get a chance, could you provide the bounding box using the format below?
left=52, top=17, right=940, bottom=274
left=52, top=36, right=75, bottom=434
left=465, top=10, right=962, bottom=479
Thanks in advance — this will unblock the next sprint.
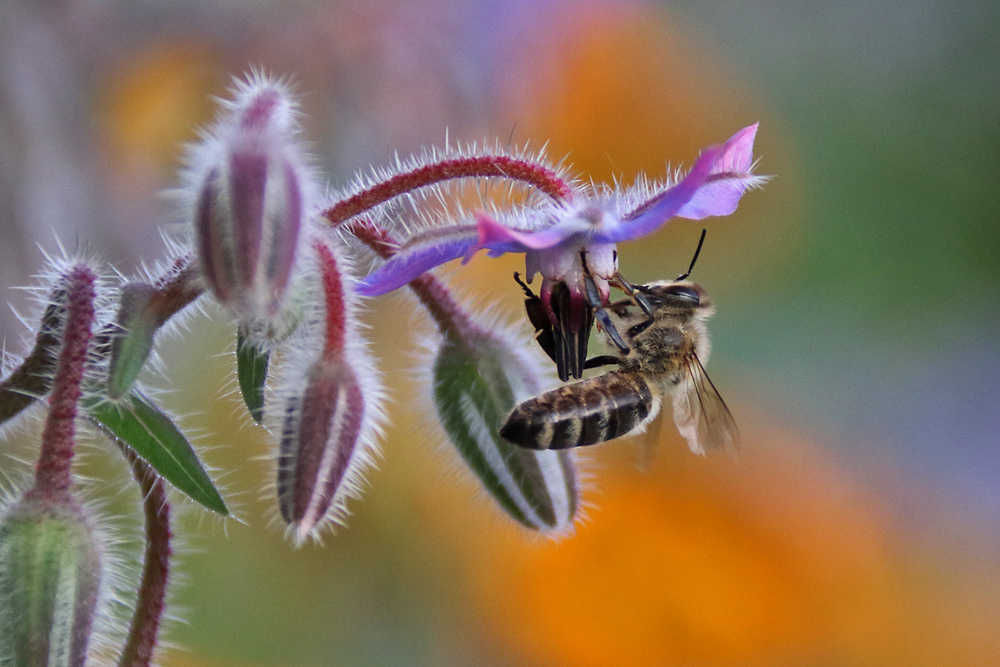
left=675, top=229, right=707, bottom=281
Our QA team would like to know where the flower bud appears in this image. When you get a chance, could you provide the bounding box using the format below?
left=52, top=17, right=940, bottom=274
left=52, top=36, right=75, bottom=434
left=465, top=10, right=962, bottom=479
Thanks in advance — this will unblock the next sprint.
left=431, top=321, right=579, bottom=533
left=271, top=236, right=383, bottom=543
left=277, top=357, right=366, bottom=535
left=188, top=74, right=312, bottom=325
left=0, top=493, right=102, bottom=667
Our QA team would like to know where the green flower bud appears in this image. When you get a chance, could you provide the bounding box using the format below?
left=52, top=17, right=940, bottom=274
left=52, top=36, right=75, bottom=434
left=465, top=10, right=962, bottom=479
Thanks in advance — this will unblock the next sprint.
left=0, top=493, right=102, bottom=667
left=432, top=326, right=579, bottom=533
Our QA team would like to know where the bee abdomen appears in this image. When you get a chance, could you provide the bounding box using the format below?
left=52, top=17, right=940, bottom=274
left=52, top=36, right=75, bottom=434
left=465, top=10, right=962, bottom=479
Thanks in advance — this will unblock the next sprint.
left=500, top=374, right=655, bottom=450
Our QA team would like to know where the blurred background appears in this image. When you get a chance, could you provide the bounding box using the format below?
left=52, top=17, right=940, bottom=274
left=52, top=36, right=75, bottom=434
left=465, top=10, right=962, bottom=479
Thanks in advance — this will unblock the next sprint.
left=1, top=0, right=999, bottom=665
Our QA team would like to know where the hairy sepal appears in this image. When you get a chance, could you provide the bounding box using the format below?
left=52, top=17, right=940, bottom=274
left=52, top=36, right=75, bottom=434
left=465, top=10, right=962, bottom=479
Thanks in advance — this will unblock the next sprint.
left=85, top=392, right=228, bottom=515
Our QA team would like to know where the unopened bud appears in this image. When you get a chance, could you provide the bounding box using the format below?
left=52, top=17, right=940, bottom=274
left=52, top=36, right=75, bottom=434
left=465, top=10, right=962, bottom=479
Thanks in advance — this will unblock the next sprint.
left=272, top=237, right=383, bottom=543
left=188, top=74, right=311, bottom=325
left=278, top=358, right=366, bottom=537
left=432, top=323, right=579, bottom=533
left=0, top=492, right=102, bottom=667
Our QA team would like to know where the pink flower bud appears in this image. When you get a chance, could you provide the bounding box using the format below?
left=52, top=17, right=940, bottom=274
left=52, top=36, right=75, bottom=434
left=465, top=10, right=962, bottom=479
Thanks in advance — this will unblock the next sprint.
left=187, top=74, right=313, bottom=325
left=277, top=356, right=366, bottom=534
left=271, top=235, right=384, bottom=543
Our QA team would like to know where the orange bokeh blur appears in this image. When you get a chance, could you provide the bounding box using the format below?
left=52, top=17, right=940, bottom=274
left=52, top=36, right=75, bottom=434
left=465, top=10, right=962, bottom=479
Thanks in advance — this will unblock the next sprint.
left=422, top=423, right=1000, bottom=666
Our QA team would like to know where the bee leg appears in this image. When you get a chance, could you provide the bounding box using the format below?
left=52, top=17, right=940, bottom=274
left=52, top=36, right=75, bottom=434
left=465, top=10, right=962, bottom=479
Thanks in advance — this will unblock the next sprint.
left=583, top=355, right=622, bottom=369
left=627, top=320, right=654, bottom=338
left=674, top=228, right=707, bottom=281
left=584, top=272, right=629, bottom=353
left=613, top=271, right=656, bottom=338
left=613, top=271, right=655, bottom=319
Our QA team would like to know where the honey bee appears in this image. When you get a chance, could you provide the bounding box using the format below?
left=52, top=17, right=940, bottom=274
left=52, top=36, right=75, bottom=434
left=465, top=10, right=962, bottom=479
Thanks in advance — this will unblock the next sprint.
left=501, top=247, right=737, bottom=455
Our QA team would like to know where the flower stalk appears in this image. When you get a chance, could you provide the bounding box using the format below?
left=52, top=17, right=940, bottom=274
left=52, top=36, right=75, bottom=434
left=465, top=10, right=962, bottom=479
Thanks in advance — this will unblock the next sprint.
left=323, top=154, right=574, bottom=227
left=273, top=234, right=383, bottom=543
left=0, top=264, right=102, bottom=667
left=116, top=445, right=171, bottom=667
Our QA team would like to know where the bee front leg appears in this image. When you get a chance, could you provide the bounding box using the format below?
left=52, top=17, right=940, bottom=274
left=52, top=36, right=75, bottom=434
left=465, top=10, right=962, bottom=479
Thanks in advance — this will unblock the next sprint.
left=613, top=271, right=655, bottom=337
left=584, top=272, right=629, bottom=353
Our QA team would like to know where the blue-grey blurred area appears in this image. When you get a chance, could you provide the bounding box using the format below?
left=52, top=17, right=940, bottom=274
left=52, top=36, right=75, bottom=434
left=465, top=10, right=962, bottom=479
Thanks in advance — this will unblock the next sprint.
left=1, top=0, right=999, bottom=665
left=670, top=0, right=1000, bottom=516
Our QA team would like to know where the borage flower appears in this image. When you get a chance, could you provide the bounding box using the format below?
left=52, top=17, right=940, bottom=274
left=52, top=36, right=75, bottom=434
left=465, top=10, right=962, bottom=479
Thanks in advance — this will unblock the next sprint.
left=357, top=124, right=764, bottom=380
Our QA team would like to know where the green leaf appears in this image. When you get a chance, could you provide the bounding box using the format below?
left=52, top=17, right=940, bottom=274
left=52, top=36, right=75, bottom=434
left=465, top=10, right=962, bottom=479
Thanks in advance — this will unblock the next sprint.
left=108, top=271, right=203, bottom=400
left=432, top=335, right=577, bottom=532
left=236, top=329, right=269, bottom=423
left=107, top=284, right=160, bottom=399
left=86, top=391, right=228, bottom=515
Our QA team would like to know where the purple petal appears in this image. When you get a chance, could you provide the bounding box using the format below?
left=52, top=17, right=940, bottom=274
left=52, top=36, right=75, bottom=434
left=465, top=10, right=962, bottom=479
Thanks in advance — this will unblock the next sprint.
left=472, top=211, right=588, bottom=255
left=675, top=123, right=760, bottom=220
left=715, top=122, right=757, bottom=173
left=606, top=123, right=760, bottom=242
left=599, top=145, right=721, bottom=243
left=356, top=226, right=478, bottom=296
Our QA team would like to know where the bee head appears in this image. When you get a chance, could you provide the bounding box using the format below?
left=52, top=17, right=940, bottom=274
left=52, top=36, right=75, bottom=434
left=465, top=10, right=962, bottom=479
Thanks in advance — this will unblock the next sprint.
left=639, top=280, right=708, bottom=309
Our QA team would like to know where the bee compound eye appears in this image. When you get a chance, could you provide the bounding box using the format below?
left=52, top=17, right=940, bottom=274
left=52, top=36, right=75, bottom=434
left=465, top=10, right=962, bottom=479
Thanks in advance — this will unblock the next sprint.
left=662, top=284, right=700, bottom=304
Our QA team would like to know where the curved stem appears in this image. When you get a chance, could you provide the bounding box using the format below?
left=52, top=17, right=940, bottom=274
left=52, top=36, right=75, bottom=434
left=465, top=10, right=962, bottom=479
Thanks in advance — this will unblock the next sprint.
left=312, top=240, right=348, bottom=359
left=323, top=155, right=574, bottom=226
left=117, top=445, right=171, bottom=667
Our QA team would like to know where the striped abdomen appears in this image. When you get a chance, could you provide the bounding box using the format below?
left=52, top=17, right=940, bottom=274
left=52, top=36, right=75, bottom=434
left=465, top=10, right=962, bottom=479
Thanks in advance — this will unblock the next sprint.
left=500, top=372, right=659, bottom=450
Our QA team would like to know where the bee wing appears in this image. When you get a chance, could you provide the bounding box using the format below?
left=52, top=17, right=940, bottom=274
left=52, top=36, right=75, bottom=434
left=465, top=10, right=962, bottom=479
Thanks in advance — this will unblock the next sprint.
left=671, top=354, right=739, bottom=455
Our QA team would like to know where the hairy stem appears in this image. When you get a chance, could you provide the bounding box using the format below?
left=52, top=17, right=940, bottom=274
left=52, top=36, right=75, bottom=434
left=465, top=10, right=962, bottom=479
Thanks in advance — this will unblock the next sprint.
left=117, top=445, right=171, bottom=667
left=312, top=240, right=348, bottom=359
left=32, top=265, right=96, bottom=496
left=0, top=296, right=63, bottom=424
left=323, top=155, right=574, bottom=226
